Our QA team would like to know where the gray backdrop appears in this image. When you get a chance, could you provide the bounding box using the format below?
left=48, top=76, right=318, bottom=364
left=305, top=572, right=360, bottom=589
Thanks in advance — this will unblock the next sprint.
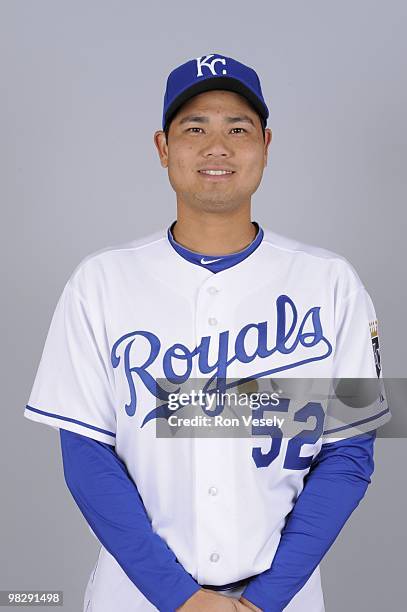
left=1, top=1, right=406, bottom=610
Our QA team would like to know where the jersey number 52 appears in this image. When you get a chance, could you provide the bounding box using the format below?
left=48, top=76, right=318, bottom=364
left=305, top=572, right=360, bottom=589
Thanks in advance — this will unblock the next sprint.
left=251, top=398, right=325, bottom=470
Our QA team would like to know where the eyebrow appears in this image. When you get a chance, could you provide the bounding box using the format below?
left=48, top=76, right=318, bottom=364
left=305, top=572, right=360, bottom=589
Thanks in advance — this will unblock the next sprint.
left=178, top=114, right=256, bottom=127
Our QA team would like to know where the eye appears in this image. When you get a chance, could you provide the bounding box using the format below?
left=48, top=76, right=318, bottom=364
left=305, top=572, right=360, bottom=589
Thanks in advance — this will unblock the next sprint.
left=185, top=127, right=248, bottom=134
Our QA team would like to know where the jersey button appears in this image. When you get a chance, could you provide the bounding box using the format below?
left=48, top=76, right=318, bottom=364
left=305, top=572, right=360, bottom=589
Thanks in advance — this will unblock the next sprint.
left=208, top=317, right=218, bottom=326
left=210, top=552, right=220, bottom=563
left=207, top=286, right=219, bottom=295
left=208, top=486, right=218, bottom=496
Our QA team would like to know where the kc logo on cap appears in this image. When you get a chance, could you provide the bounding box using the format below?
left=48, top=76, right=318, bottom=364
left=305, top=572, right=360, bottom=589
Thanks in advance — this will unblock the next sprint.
left=196, top=54, right=228, bottom=77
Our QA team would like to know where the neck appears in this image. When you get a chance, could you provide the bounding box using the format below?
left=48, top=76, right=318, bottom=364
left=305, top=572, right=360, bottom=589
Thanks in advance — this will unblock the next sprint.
left=172, top=207, right=257, bottom=255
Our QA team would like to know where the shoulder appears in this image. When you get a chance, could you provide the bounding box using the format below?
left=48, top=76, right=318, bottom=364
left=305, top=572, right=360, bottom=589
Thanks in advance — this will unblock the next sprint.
left=64, top=227, right=168, bottom=298
left=262, top=227, right=351, bottom=262
left=261, top=227, right=367, bottom=298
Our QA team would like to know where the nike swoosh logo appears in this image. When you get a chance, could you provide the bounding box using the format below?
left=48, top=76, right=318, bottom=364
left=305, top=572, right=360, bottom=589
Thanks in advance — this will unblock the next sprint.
left=201, top=257, right=223, bottom=265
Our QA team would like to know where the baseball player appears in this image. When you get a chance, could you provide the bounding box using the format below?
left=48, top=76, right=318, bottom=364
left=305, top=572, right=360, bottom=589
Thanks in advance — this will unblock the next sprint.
left=24, top=53, right=391, bottom=611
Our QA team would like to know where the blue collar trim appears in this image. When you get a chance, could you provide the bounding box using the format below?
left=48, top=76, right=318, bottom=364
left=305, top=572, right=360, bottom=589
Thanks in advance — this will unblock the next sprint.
left=167, top=221, right=264, bottom=273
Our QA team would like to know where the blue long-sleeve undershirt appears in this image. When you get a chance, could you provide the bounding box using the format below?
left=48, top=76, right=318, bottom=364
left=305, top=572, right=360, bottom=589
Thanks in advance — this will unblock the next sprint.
left=59, top=428, right=375, bottom=612
left=241, top=431, right=376, bottom=612
left=59, top=429, right=201, bottom=612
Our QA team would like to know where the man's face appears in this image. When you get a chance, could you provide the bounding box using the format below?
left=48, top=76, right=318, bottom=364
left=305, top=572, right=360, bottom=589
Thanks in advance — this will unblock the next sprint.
left=154, top=90, right=272, bottom=214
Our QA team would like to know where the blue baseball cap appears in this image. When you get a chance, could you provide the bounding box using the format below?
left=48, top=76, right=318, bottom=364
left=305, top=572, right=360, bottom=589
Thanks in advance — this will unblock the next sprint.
left=162, top=53, right=269, bottom=132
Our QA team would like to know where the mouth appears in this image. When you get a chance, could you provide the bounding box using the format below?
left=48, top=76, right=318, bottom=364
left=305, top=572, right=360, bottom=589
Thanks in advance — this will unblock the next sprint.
left=198, top=169, right=236, bottom=180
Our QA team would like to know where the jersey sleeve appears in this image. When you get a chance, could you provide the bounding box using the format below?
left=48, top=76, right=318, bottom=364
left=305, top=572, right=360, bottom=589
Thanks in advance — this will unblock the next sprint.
left=24, top=276, right=117, bottom=445
left=323, top=283, right=391, bottom=443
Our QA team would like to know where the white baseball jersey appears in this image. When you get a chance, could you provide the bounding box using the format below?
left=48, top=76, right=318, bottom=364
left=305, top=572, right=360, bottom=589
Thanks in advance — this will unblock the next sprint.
left=24, top=226, right=390, bottom=611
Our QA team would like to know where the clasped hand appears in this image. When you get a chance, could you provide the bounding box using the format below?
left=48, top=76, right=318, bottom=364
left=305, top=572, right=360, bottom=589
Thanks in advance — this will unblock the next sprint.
left=177, top=588, right=262, bottom=611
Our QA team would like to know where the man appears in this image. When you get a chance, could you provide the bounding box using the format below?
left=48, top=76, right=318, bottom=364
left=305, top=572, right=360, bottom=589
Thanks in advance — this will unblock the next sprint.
left=25, top=54, right=390, bottom=611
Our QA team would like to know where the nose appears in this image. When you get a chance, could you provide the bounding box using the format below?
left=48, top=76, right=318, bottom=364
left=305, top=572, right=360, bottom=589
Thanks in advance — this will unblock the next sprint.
left=201, top=133, right=233, bottom=158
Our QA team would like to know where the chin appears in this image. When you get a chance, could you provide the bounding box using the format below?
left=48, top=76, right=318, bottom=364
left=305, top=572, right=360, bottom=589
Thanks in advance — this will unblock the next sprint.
left=191, top=198, right=243, bottom=214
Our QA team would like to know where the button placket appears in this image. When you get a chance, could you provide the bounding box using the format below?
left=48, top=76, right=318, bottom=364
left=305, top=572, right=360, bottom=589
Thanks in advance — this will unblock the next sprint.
left=194, top=279, right=231, bottom=582
left=207, top=285, right=220, bottom=327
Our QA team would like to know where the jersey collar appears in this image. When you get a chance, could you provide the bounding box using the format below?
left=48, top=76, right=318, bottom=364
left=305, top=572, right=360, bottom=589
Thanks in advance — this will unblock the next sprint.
left=167, top=220, right=264, bottom=274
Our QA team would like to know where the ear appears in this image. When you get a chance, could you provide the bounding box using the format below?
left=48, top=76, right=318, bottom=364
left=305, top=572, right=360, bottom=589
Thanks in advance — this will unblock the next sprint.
left=154, top=130, right=168, bottom=168
left=264, top=128, right=272, bottom=166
